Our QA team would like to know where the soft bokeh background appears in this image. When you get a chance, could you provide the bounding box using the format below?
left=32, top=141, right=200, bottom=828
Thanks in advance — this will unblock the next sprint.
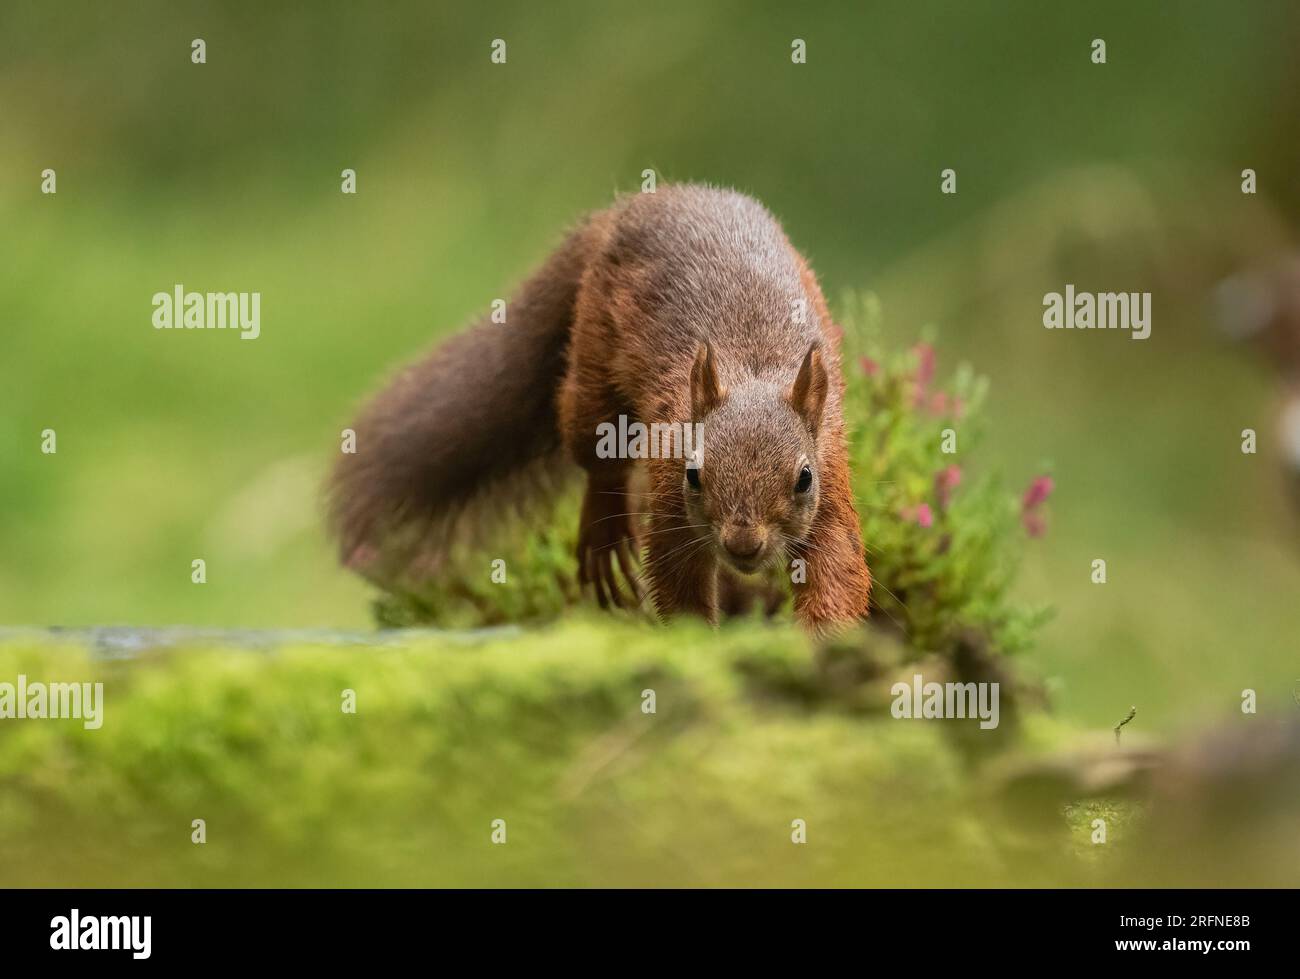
left=3, top=1, right=1299, bottom=741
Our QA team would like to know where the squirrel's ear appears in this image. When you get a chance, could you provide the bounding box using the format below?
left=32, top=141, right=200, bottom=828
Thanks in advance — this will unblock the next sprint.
left=789, top=342, right=828, bottom=434
left=690, top=342, right=726, bottom=419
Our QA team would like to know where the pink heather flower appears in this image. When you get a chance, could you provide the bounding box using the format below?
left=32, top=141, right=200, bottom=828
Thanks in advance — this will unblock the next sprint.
left=928, top=392, right=949, bottom=416
left=1022, top=475, right=1054, bottom=511
left=914, top=502, right=934, bottom=528
left=1021, top=475, right=1054, bottom=537
left=859, top=355, right=880, bottom=377
left=934, top=465, right=962, bottom=509
left=911, top=343, right=936, bottom=408
left=913, top=343, right=936, bottom=388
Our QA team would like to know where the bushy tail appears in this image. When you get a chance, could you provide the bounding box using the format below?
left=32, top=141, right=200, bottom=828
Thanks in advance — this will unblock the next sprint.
left=327, top=221, right=595, bottom=582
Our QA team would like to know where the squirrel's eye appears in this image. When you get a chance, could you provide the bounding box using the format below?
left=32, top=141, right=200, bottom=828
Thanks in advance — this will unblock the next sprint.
left=795, top=465, right=813, bottom=494
left=686, top=465, right=702, bottom=490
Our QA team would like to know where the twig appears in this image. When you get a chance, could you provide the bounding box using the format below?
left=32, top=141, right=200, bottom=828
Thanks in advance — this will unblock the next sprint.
left=1114, top=705, right=1137, bottom=745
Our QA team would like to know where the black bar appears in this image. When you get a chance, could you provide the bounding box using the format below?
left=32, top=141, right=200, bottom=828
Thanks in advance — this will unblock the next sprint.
left=0, top=887, right=1287, bottom=965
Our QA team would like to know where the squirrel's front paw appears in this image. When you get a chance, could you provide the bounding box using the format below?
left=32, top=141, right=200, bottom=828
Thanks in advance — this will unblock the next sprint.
left=576, top=490, right=643, bottom=610
left=793, top=567, right=871, bottom=637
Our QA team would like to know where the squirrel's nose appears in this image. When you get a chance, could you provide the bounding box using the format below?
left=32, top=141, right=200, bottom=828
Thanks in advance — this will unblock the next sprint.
left=722, top=526, right=765, bottom=560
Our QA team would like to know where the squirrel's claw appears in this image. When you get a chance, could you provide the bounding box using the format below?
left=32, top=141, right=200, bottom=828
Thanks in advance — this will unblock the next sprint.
left=576, top=524, right=642, bottom=612
left=584, top=540, right=641, bottom=611
left=614, top=540, right=644, bottom=606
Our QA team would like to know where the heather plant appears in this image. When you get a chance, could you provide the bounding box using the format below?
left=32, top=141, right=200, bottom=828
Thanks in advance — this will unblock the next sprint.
left=839, top=293, right=1052, bottom=656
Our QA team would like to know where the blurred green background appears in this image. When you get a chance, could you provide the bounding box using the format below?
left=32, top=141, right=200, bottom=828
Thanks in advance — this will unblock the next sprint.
left=3, top=0, right=1299, bottom=742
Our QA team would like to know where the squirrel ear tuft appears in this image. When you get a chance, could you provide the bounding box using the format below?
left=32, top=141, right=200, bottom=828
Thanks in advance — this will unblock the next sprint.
left=789, top=342, right=828, bottom=434
left=690, top=342, right=726, bottom=419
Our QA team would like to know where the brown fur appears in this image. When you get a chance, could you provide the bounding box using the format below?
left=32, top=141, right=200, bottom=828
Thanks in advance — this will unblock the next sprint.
left=329, top=184, right=871, bottom=633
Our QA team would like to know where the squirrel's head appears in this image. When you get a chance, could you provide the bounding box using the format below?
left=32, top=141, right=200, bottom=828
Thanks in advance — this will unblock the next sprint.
left=682, top=341, right=828, bottom=575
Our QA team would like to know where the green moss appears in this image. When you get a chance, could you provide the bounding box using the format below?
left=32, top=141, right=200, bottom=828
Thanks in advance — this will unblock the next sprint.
left=0, top=621, right=1101, bottom=887
left=1065, top=799, right=1146, bottom=865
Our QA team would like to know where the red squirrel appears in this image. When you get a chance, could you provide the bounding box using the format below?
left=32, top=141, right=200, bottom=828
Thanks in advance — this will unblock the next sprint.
left=329, top=184, right=871, bottom=633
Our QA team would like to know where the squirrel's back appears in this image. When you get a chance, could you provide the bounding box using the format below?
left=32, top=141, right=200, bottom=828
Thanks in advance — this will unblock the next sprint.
left=595, top=186, right=820, bottom=379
